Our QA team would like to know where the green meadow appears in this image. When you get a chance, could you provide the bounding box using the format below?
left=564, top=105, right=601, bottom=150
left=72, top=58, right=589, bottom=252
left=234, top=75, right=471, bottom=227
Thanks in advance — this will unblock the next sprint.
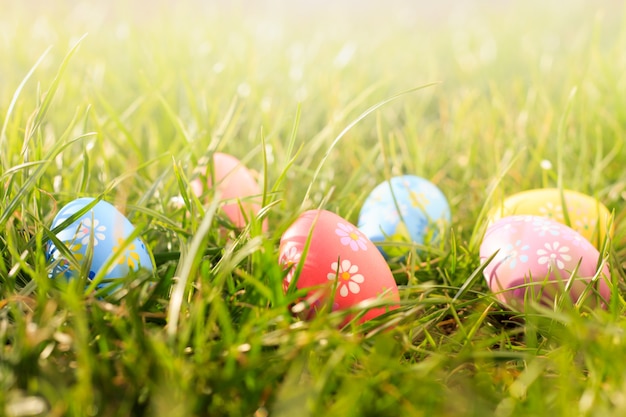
left=2, top=0, right=626, bottom=415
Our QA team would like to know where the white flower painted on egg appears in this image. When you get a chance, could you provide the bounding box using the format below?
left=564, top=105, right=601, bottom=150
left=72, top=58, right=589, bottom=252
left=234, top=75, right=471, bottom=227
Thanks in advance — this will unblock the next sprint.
left=327, top=259, right=365, bottom=297
left=75, top=218, right=107, bottom=246
left=280, top=245, right=302, bottom=283
left=335, top=223, right=368, bottom=252
left=538, top=202, right=564, bottom=221
left=536, top=241, right=572, bottom=270
left=532, top=218, right=562, bottom=237
left=562, top=231, right=594, bottom=252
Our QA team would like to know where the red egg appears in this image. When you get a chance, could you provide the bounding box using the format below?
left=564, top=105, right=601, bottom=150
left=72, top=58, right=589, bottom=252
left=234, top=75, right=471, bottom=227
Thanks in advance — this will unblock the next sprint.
left=279, top=209, right=400, bottom=324
left=192, top=152, right=267, bottom=231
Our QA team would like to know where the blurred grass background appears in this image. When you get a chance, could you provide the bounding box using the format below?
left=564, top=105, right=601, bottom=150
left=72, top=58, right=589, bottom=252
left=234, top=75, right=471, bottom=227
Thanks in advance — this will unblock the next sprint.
left=2, top=0, right=626, bottom=416
left=3, top=0, right=626, bottom=221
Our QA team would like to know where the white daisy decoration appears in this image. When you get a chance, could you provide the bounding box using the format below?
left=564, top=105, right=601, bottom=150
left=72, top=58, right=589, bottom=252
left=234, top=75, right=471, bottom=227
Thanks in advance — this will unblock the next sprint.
left=327, top=259, right=365, bottom=297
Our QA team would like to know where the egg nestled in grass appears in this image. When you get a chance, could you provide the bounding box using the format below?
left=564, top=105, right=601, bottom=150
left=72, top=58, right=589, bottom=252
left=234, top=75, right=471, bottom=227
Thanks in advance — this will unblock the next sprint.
left=480, top=215, right=611, bottom=309
left=191, top=152, right=267, bottom=232
left=358, top=175, right=450, bottom=258
left=46, top=198, right=154, bottom=289
left=279, top=209, right=400, bottom=324
left=488, top=188, right=612, bottom=248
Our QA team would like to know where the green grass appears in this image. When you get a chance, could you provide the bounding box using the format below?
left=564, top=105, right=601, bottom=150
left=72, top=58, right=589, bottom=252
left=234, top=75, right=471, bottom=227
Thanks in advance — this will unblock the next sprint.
left=2, top=0, right=626, bottom=415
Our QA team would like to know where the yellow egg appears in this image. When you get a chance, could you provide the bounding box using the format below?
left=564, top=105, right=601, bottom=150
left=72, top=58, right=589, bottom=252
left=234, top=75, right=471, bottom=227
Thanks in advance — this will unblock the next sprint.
left=488, top=188, right=613, bottom=248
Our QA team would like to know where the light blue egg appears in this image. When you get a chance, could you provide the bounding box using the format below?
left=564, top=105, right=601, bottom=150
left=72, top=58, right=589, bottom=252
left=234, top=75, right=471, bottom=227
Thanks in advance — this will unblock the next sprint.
left=46, top=198, right=154, bottom=288
left=357, top=175, right=451, bottom=258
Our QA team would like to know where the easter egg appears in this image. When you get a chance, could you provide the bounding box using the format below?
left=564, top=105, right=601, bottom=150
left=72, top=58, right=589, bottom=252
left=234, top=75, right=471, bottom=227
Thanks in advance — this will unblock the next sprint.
left=479, top=215, right=611, bottom=309
left=279, top=210, right=400, bottom=323
left=488, top=188, right=612, bottom=248
left=192, top=152, right=267, bottom=231
left=46, top=198, right=154, bottom=288
left=357, top=175, right=450, bottom=258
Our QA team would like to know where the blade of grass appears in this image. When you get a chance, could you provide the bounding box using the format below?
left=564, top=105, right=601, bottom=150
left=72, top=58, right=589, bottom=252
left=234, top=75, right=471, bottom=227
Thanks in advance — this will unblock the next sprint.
left=0, top=46, right=52, bottom=160
left=167, top=192, right=221, bottom=339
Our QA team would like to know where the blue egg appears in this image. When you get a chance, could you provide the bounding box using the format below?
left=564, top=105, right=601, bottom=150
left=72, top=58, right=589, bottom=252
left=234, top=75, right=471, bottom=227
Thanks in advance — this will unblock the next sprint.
left=46, top=198, right=154, bottom=288
left=357, top=175, right=451, bottom=258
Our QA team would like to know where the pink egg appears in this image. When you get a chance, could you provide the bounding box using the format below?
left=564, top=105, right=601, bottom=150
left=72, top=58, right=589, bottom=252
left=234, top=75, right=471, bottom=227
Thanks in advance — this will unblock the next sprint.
left=480, top=215, right=611, bottom=309
left=279, top=210, right=400, bottom=324
left=192, top=152, right=267, bottom=231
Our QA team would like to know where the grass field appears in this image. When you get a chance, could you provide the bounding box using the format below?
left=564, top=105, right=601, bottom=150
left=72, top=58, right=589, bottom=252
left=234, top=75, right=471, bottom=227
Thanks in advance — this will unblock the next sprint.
left=2, top=0, right=626, bottom=416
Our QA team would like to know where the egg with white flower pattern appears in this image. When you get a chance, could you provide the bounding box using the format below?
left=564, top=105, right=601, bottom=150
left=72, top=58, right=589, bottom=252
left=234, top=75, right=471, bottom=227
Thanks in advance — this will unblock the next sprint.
left=357, top=175, right=450, bottom=258
left=46, top=198, right=154, bottom=289
left=480, top=215, right=611, bottom=309
left=279, top=209, right=400, bottom=323
left=488, top=188, right=612, bottom=248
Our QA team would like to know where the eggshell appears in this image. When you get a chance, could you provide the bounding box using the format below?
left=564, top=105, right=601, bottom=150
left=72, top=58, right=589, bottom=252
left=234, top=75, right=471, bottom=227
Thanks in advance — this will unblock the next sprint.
left=479, top=215, right=611, bottom=309
left=357, top=175, right=450, bottom=258
left=46, top=198, right=154, bottom=288
left=192, top=152, right=267, bottom=231
left=488, top=188, right=612, bottom=248
left=279, top=210, right=400, bottom=323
